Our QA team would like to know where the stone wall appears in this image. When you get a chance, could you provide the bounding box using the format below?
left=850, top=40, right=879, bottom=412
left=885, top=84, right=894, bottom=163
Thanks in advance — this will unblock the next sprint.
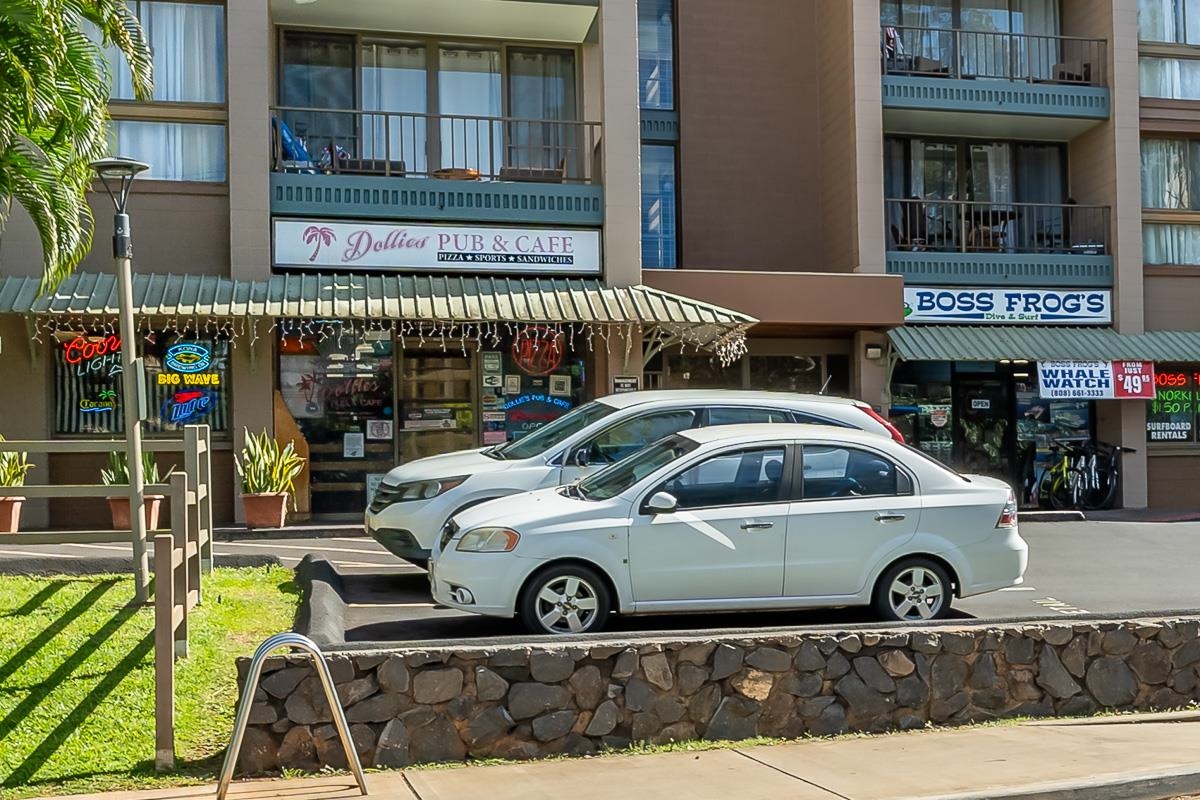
left=236, top=617, right=1200, bottom=774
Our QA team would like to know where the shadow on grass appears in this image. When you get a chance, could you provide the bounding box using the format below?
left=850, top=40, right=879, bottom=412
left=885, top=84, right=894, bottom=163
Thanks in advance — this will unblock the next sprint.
left=3, top=630, right=156, bottom=788
left=0, top=579, right=119, bottom=688
left=0, top=580, right=68, bottom=618
left=0, top=590, right=139, bottom=745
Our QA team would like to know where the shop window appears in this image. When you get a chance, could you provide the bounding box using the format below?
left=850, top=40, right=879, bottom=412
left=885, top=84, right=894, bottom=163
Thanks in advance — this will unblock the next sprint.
left=1147, top=365, right=1198, bottom=442
left=749, top=356, right=823, bottom=394
left=54, top=331, right=230, bottom=436
left=641, top=143, right=678, bottom=269
left=638, top=0, right=675, bottom=110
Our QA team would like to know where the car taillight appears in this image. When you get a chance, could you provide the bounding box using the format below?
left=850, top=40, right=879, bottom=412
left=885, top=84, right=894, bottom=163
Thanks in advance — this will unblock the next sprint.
left=857, top=404, right=906, bottom=443
left=996, top=489, right=1018, bottom=528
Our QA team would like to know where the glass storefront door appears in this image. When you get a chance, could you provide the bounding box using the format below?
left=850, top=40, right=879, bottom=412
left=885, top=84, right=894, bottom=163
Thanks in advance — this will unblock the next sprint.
left=398, top=350, right=476, bottom=463
left=953, top=374, right=1012, bottom=484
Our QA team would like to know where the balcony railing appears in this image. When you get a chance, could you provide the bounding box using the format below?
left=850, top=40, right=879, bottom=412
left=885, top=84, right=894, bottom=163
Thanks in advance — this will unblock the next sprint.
left=886, top=198, right=1110, bottom=255
left=881, top=26, right=1107, bottom=86
left=271, top=107, right=602, bottom=184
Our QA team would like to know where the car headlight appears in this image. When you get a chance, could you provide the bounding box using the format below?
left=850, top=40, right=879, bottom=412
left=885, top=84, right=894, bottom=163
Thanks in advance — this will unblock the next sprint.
left=377, top=476, right=468, bottom=507
left=456, top=527, right=520, bottom=553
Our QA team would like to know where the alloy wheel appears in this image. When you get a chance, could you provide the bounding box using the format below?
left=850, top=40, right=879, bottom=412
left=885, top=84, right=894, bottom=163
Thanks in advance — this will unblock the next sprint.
left=534, top=575, right=600, bottom=633
left=887, top=565, right=946, bottom=621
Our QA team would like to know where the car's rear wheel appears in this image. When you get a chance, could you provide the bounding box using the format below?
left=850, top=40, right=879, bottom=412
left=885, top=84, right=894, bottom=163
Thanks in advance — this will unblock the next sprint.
left=873, top=558, right=952, bottom=622
left=519, top=564, right=611, bottom=635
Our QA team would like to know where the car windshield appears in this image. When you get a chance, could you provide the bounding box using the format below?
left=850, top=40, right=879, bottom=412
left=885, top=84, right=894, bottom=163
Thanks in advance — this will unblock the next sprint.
left=577, top=435, right=699, bottom=501
left=490, top=400, right=618, bottom=460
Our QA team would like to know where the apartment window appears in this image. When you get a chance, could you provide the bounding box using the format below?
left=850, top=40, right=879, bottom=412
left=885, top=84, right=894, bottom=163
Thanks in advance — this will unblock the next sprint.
left=1139, top=0, right=1200, bottom=44
left=1142, top=139, right=1200, bottom=209
left=638, top=0, right=675, bottom=109
left=108, top=121, right=226, bottom=182
left=92, top=1, right=228, bottom=182
left=1144, top=223, right=1200, bottom=264
left=107, top=2, right=225, bottom=102
left=641, top=144, right=677, bottom=268
left=1140, top=57, right=1200, bottom=98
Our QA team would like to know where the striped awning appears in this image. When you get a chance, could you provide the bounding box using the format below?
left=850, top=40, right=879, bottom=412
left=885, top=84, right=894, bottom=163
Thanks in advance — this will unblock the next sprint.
left=0, top=272, right=755, bottom=328
left=889, top=325, right=1200, bottom=362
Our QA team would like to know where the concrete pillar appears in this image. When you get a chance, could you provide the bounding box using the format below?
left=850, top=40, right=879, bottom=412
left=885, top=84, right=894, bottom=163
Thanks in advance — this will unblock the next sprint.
left=226, top=0, right=272, bottom=280
left=599, top=0, right=642, bottom=287
left=594, top=325, right=644, bottom=397
left=0, top=317, right=51, bottom=527
left=1096, top=399, right=1148, bottom=509
left=230, top=329, right=275, bottom=523
left=853, top=330, right=889, bottom=410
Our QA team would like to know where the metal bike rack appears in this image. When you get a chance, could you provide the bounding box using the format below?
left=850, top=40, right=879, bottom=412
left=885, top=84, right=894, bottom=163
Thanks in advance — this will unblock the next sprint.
left=216, top=632, right=368, bottom=800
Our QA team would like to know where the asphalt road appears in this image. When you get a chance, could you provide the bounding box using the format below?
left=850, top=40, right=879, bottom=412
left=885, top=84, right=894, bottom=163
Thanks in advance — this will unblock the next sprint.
left=3, top=520, right=1199, bottom=642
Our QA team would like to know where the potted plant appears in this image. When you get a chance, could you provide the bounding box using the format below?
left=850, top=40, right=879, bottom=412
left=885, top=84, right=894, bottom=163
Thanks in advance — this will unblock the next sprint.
left=101, top=451, right=172, bottom=531
left=0, top=436, right=33, bottom=533
left=236, top=429, right=305, bottom=529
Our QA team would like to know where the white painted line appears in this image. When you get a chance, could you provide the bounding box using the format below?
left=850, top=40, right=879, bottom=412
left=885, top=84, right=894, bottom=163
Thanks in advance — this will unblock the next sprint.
left=329, top=537, right=372, bottom=543
left=999, top=587, right=1037, bottom=592
left=0, top=548, right=77, bottom=559
left=71, top=544, right=129, bottom=552
left=1033, top=596, right=1090, bottom=615
left=218, top=542, right=387, bottom=556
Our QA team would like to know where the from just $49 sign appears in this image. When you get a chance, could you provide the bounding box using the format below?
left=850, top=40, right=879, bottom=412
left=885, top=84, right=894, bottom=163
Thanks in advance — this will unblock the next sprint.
left=1037, top=361, right=1157, bottom=400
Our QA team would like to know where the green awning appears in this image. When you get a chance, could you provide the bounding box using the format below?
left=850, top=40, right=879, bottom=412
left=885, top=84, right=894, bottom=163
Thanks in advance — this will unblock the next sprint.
left=0, top=272, right=754, bottom=327
left=888, top=325, right=1155, bottom=361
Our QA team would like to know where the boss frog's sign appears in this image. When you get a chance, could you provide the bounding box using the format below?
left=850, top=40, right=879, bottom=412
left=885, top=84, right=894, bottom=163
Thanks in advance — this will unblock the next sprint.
left=1037, top=361, right=1157, bottom=400
left=273, top=220, right=601, bottom=275
left=904, top=288, right=1111, bottom=324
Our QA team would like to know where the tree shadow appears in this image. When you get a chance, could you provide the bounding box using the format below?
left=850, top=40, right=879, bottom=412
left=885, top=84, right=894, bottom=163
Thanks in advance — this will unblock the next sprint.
left=0, top=591, right=139, bottom=744
left=0, top=579, right=119, bottom=688
left=0, top=580, right=68, bottom=618
left=3, top=630, right=155, bottom=788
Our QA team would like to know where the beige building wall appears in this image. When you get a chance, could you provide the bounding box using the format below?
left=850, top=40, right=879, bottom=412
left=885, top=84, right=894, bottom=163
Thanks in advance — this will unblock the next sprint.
left=676, top=0, right=823, bottom=271
left=599, top=0, right=641, bottom=287
left=227, top=0, right=273, bottom=281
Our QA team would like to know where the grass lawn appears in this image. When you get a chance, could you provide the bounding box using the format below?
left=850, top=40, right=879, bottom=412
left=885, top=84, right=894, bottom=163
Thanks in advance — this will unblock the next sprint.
left=0, top=566, right=298, bottom=799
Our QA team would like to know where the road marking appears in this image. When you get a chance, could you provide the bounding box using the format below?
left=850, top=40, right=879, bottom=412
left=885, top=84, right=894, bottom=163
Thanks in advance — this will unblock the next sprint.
left=0, top=548, right=77, bottom=559
left=1033, top=596, right=1090, bottom=615
left=218, top=542, right=388, bottom=556
left=71, top=544, right=129, bottom=552
left=999, top=587, right=1037, bottom=592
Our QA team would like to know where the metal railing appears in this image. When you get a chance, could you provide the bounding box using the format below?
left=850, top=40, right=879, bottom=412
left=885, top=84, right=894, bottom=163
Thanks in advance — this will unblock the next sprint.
left=218, top=633, right=367, bottom=800
left=881, top=25, right=1108, bottom=86
left=0, top=425, right=213, bottom=597
left=271, top=106, right=603, bottom=184
left=885, top=198, right=1111, bottom=255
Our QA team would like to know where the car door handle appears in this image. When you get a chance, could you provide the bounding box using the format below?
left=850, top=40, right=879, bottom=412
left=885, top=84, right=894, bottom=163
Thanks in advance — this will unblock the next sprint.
left=740, top=521, right=775, bottom=531
left=874, top=512, right=907, bottom=523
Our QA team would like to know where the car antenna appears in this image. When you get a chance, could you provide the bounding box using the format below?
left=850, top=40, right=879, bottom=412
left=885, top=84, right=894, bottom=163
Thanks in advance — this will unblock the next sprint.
left=819, top=374, right=833, bottom=395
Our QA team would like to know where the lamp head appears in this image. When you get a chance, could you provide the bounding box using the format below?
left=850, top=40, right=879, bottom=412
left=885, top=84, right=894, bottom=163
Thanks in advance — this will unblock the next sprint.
left=90, top=157, right=150, bottom=213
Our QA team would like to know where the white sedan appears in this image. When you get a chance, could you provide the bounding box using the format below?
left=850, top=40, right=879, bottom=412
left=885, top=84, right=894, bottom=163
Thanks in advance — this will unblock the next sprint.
left=430, top=424, right=1028, bottom=635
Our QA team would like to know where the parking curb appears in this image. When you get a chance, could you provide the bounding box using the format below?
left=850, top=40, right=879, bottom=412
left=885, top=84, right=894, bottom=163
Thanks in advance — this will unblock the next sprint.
left=0, top=554, right=281, bottom=576
left=1018, top=510, right=1086, bottom=523
left=293, top=554, right=346, bottom=646
left=921, top=766, right=1200, bottom=800
left=214, top=525, right=364, bottom=542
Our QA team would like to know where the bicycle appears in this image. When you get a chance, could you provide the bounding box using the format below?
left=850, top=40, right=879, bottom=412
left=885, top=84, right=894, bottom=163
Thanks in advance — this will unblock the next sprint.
left=1039, top=439, right=1089, bottom=510
left=1084, top=440, right=1135, bottom=511
left=1037, top=439, right=1134, bottom=511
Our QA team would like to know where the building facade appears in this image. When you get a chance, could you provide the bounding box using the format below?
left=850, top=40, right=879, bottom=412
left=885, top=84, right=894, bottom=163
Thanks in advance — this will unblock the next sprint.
left=0, top=0, right=1198, bottom=523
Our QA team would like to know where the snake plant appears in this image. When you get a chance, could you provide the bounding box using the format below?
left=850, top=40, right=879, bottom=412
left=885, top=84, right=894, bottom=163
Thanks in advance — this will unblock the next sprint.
left=0, top=436, right=33, bottom=488
left=236, top=429, right=305, bottom=497
left=100, top=451, right=171, bottom=485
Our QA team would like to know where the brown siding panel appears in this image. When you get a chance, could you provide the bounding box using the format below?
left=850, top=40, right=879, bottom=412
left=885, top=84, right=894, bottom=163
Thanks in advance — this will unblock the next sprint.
left=1149, top=455, right=1200, bottom=509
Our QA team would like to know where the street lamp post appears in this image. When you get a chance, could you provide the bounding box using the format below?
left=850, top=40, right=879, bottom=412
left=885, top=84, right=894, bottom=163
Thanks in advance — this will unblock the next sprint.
left=91, top=157, right=152, bottom=603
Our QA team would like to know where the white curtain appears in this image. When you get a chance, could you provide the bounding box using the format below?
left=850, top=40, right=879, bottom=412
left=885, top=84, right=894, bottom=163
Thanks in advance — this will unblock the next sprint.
left=1138, top=0, right=1200, bottom=43
left=361, top=42, right=427, bottom=172
left=1141, top=139, right=1194, bottom=209
left=437, top=48, right=502, bottom=174
left=107, top=2, right=224, bottom=102
left=507, top=49, right=577, bottom=173
left=1014, top=0, right=1061, bottom=80
left=969, top=143, right=1013, bottom=202
left=109, top=120, right=225, bottom=181
left=1141, top=56, right=1200, bottom=98
left=1144, top=223, right=1200, bottom=264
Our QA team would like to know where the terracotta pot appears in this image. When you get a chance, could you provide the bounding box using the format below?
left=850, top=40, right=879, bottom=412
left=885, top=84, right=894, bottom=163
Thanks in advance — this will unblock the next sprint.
left=108, top=495, right=164, bottom=531
left=0, top=497, right=24, bottom=533
left=243, top=493, right=288, bottom=529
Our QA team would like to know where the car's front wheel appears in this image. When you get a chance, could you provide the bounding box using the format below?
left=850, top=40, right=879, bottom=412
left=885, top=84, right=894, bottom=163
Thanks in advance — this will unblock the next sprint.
left=519, top=564, right=611, bottom=635
left=873, top=558, right=952, bottom=622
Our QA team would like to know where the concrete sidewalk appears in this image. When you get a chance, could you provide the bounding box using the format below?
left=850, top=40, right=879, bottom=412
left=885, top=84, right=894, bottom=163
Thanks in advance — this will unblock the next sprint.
left=35, top=711, right=1200, bottom=800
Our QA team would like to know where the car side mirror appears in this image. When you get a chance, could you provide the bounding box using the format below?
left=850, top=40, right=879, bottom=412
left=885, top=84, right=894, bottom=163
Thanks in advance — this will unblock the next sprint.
left=572, top=449, right=590, bottom=468
left=646, top=491, right=678, bottom=515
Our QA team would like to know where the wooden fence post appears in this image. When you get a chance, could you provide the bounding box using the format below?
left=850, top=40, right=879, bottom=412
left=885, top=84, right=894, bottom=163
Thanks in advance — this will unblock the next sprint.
left=153, top=533, right=176, bottom=772
left=169, top=473, right=189, bottom=659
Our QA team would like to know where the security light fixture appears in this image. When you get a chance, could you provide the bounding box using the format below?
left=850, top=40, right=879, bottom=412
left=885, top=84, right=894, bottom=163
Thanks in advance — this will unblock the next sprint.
left=865, top=344, right=884, bottom=360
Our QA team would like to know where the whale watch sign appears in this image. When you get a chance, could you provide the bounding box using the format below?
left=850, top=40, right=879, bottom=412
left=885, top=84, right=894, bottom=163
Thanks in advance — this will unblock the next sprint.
left=1037, top=361, right=1157, bottom=400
